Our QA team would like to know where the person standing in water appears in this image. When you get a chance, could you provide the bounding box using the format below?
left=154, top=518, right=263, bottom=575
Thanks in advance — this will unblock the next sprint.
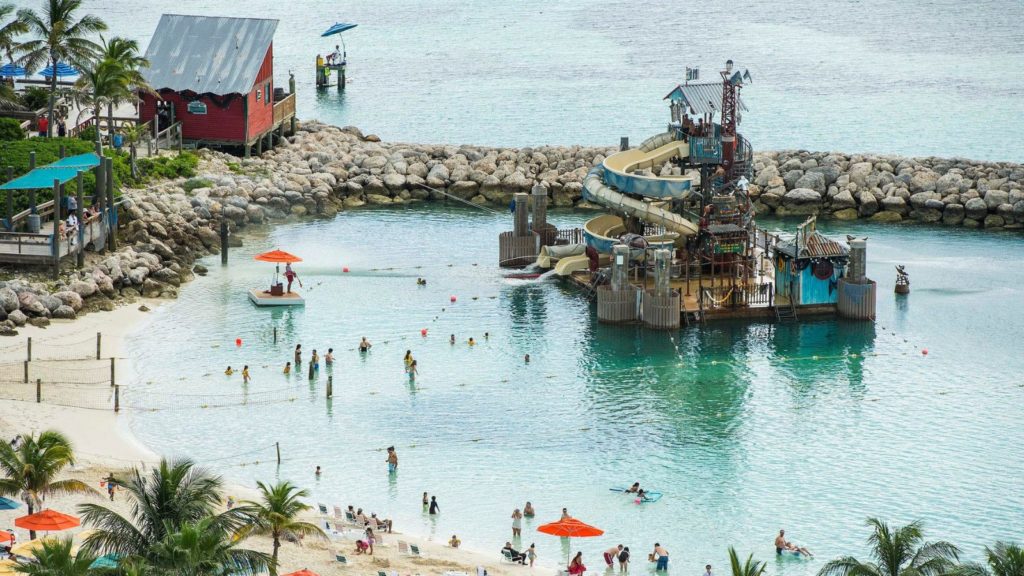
left=422, top=492, right=429, bottom=511
left=283, top=362, right=291, bottom=374
left=403, top=350, right=413, bottom=370
left=325, top=349, right=334, bottom=366
left=523, top=502, right=535, bottom=517
left=242, top=365, right=250, bottom=384
left=386, top=446, right=398, bottom=473
left=359, top=337, right=372, bottom=352
left=407, top=360, right=418, bottom=382
left=511, top=508, right=523, bottom=537
left=311, top=349, right=320, bottom=370
left=429, top=495, right=440, bottom=514
left=294, top=344, right=302, bottom=364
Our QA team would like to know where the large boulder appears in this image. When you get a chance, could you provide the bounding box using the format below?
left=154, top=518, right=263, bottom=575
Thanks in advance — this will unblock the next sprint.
left=909, top=171, right=939, bottom=193
left=881, top=196, right=908, bottom=215
left=783, top=169, right=804, bottom=190
left=448, top=181, right=479, bottom=200
left=848, top=162, right=873, bottom=186
left=51, top=305, right=76, bottom=320
left=0, top=288, right=18, bottom=313
left=52, top=290, right=84, bottom=311
left=7, top=309, right=26, bottom=327
left=831, top=190, right=856, bottom=209
left=70, top=279, right=98, bottom=298
left=17, top=292, right=46, bottom=316
left=152, top=268, right=181, bottom=287
left=807, top=165, right=841, bottom=186
left=984, top=190, right=1009, bottom=210
left=964, top=197, right=988, bottom=220
left=754, top=165, right=779, bottom=187
left=794, top=171, right=826, bottom=193
left=942, top=203, right=965, bottom=225
left=858, top=190, right=879, bottom=216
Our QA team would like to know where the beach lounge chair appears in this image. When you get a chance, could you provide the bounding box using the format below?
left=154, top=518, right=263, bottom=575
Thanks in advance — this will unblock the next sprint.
left=378, top=572, right=388, bottom=576
left=398, top=541, right=409, bottom=554
left=500, top=549, right=515, bottom=563
left=333, top=505, right=344, bottom=520
left=410, top=544, right=423, bottom=556
left=318, top=503, right=328, bottom=515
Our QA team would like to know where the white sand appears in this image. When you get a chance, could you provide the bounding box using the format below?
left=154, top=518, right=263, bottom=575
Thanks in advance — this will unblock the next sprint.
left=0, top=300, right=557, bottom=575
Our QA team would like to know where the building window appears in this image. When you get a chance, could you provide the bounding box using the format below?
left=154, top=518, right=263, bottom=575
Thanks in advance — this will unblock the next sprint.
left=256, top=88, right=262, bottom=102
left=266, top=82, right=271, bottom=105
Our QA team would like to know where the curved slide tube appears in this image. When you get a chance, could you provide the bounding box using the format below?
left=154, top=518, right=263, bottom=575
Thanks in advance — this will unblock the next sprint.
left=583, top=170, right=700, bottom=237
left=602, top=132, right=697, bottom=199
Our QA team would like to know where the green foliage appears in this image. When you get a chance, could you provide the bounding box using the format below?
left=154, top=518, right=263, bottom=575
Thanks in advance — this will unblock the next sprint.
left=11, top=537, right=103, bottom=576
left=817, top=518, right=960, bottom=576
left=182, top=177, right=212, bottom=194
left=0, top=116, right=24, bottom=140
left=140, top=152, right=198, bottom=181
left=238, top=480, right=325, bottom=575
left=226, top=161, right=242, bottom=174
left=20, top=86, right=50, bottom=110
left=76, top=125, right=97, bottom=142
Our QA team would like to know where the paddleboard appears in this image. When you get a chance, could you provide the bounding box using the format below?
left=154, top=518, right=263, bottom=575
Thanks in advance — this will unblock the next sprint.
left=609, top=486, right=663, bottom=503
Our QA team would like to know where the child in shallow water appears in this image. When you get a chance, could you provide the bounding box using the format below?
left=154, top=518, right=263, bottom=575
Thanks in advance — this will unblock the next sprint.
left=224, top=366, right=233, bottom=376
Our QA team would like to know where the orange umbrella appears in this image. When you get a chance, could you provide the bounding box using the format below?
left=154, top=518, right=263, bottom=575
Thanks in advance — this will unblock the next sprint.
left=14, top=509, right=80, bottom=532
left=254, top=249, right=303, bottom=263
left=537, top=517, right=604, bottom=562
left=0, top=531, right=12, bottom=543
left=282, top=570, right=319, bottom=576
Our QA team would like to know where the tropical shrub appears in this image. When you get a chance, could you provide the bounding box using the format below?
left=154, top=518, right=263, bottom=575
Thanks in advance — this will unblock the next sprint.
left=0, top=117, right=24, bottom=140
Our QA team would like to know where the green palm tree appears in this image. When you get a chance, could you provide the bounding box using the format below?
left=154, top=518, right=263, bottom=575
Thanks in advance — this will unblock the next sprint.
left=949, top=542, right=1024, bottom=576
left=818, top=518, right=960, bottom=576
left=238, top=480, right=326, bottom=575
left=79, top=458, right=256, bottom=562
left=16, top=0, right=106, bottom=136
left=97, top=36, right=151, bottom=142
left=147, top=517, right=270, bottom=576
left=729, top=547, right=767, bottom=576
left=0, top=3, right=27, bottom=110
left=72, top=57, right=126, bottom=150
left=0, top=430, right=97, bottom=539
left=12, top=537, right=104, bottom=576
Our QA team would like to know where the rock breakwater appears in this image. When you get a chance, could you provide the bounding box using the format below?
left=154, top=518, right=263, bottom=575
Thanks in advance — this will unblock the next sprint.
left=2, top=122, right=1020, bottom=334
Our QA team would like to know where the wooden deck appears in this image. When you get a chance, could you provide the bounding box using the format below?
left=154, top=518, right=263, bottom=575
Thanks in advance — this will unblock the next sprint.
left=0, top=216, right=108, bottom=265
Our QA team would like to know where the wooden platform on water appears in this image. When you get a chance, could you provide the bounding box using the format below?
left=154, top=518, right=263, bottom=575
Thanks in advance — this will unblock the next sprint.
left=248, top=288, right=305, bottom=307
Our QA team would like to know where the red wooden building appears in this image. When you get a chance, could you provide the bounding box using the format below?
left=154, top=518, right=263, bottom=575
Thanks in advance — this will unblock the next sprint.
left=139, top=14, right=295, bottom=154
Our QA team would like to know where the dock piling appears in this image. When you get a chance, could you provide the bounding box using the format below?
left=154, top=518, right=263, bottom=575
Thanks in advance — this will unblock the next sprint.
left=220, top=220, right=228, bottom=265
left=276, top=442, right=281, bottom=465
left=76, top=171, right=85, bottom=268
left=513, top=193, right=529, bottom=237
left=52, top=179, right=61, bottom=279
left=105, top=158, right=116, bottom=251
left=620, top=137, right=629, bottom=151
left=326, top=375, right=333, bottom=399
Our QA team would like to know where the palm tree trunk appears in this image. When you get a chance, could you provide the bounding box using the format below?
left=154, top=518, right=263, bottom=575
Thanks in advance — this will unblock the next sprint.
left=94, top=104, right=102, bottom=152
left=47, top=55, right=57, bottom=138
left=129, top=144, right=137, bottom=180
left=27, top=501, right=36, bottom=540
left=107, top=101, right=114, bottom=144
left=271, top=533, right=280, bottom=576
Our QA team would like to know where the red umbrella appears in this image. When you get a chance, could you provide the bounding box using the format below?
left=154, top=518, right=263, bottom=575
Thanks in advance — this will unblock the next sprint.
left=537, top=517, right=604, bottom=562
left=282, top=570, right=319, bottom=576
left=14, top=509, right=80, bottom=532
left=0, top=531, right=12, bottom=543
left=254, top=249, right=303, bottom=263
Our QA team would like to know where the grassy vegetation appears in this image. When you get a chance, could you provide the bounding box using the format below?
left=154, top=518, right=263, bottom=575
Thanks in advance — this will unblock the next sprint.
left=0, top=138, right=199, bottom=215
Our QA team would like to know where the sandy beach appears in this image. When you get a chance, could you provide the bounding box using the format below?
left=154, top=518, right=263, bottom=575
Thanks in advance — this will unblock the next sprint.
left=0, top=300, right=556, bottom=575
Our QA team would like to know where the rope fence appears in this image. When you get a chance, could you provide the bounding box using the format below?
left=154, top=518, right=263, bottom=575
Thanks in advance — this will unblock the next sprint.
left=0, top=332, right=105, bottom=362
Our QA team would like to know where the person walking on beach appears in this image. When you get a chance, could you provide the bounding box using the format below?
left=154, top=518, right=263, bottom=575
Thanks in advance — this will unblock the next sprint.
left=103, top=473, right=118, bottom=501
left=568, top=551, right=586, bottom=575
left=618, top=546, right=630, bottom=572
left=652, top=543, right=669, bottom=571
left=511, top=508, right=523, bottom=537
left=528, top=543, right=537, bottom=567
left=429, top=495, right=440, bottom=515
left=294, top=344, right=302, bottom=364
left=604, top=545, right=623, bottom=567
left=386, top=446, right=398, bottom=473
left=242, top=365, right=250, bottom=384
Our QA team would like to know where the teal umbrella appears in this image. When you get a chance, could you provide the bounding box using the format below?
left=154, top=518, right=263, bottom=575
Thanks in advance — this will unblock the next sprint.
left=90, top=553, right=119, bottom=569
left=0, top=497, right=19, bottom=510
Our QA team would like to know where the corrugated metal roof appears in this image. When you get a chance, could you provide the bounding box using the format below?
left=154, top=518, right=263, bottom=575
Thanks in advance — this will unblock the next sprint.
left=777, top=232, right=849, bottom=259
left=142, top=14, right=278, bottom=95
left=664, top=82, right=748, bottom=116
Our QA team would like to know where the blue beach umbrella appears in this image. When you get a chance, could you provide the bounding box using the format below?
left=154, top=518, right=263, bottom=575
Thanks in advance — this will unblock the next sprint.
left=39, top=62, right=79, bottom=78
left=90, top=553, right=119, bottom=569
left=0, top=63, right=26, bottom=77
left=0, top=496, right=19, bottom=510
left=321, top=22, right=358, bottom=37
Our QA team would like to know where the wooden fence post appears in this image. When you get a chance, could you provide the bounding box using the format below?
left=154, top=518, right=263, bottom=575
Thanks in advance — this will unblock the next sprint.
left=276, top=442, right=281, bottom=465
left=23, top=360, right=28, bottom=383
left=36, top=379, right=41, bottom=403
left=114, top=385, right=120, bottom=413
left=110, top=357, right=116, bottom=387
left=96, top=332, right=102, bottom=360
left=52, top=178, right=61, bottom=279
left=326, top=376, right=333, bottom=399
left=26, top=337, right=31, bottom=361
left=76, top=170, right=85, bottom=268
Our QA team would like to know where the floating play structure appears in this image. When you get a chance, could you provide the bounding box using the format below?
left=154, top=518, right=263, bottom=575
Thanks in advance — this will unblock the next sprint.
left=498, top=60, right=877, bottom=328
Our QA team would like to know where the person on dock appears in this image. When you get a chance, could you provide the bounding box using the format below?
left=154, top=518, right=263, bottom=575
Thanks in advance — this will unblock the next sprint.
left=325, top=348, right=334, bottom=365
left=568, top=551, right=586, bottom=575
left=284, top=262, right=299, bottom=293
left=36, top=115, right=48, bottom=137
left=294, top=344, right=302, bottom=364
left=524, top=501, right=535, bottom=517
left=429, top=495, right=440, bottom=515
left=242, top=365, right=250, bottom=384
left=511, top=508, right=523, bottom=537
left=329, top=44, right=343, bottom=65
left=224, top=366, right=233, bottom=376
left=283, top=362, right=291, bottom=374
left=604, top=545, right=624, bottom=567
left=618, top=547, right=630, bottom=572
left=359, top=337, right=372, bottom=352
left=386, top=446, right=398, bottom=473
left=65, top=213, right=79, bottom=245
left=775, top=529, right=812, bottom=556
left=652, top=543, right=669, bottom=571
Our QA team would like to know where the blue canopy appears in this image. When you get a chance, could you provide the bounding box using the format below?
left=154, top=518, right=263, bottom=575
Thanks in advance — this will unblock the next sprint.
left=0, top=153, right=101, bottom=190
left=0, top=496, right=20, bottom=510
left=40, top=62, right=79, bottom=78
left=0, top=63, right=26, bottom=77
left=90, top=554, right=120, bottom=569
left=322, top=22, right=357, bottom=37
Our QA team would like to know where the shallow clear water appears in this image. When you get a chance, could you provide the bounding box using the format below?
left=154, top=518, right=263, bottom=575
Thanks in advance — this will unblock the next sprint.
left=15, top=0, right=1021, bottom=159
left=127, top=206, right=1024, bottom=573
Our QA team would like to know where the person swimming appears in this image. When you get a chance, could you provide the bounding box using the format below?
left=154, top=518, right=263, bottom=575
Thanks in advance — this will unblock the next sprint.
left=468, top=337, right=475, bottom=346
left=625, top=482, right=641, bottom=493
left=242, top=365, right=250, bottom=383
left=449, top=334, right=456, bottom=345
left=775, top=529, right=812, bottom=557
left=359, top=337, right=372, bottom=352
left=404, top=350, right=413, bottom=369
left=283, top=362, right=291, bottom=374
left=224, top=366, right=233, bottom=376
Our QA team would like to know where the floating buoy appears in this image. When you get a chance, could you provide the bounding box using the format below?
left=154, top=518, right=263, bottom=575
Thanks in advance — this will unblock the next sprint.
left=235, top=338, right=242, bottom=347
left=343, top=267, right=350, bottom=273
left=921, top=349, right=928, bottom=355
left=450, top=296, right=457, bottom=303
left=421, top=329, right=428, bottom=336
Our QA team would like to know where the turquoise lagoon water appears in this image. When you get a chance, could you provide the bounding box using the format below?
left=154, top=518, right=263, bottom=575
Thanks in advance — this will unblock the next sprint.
left=126, top=206, right=1024, bottom=574
left=14, top=0, right=1022, bottom=160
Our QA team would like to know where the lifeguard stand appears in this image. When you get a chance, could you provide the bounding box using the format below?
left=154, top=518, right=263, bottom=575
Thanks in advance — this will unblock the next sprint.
left=317, top=22, right=357, bottom=90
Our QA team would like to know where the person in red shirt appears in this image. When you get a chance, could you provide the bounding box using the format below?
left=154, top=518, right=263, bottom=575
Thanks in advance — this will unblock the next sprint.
left=37, top=116, right=49, bottom=137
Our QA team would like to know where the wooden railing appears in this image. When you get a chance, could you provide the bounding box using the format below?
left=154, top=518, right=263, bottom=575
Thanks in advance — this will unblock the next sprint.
left=273, top=93, right=296, bottom=125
